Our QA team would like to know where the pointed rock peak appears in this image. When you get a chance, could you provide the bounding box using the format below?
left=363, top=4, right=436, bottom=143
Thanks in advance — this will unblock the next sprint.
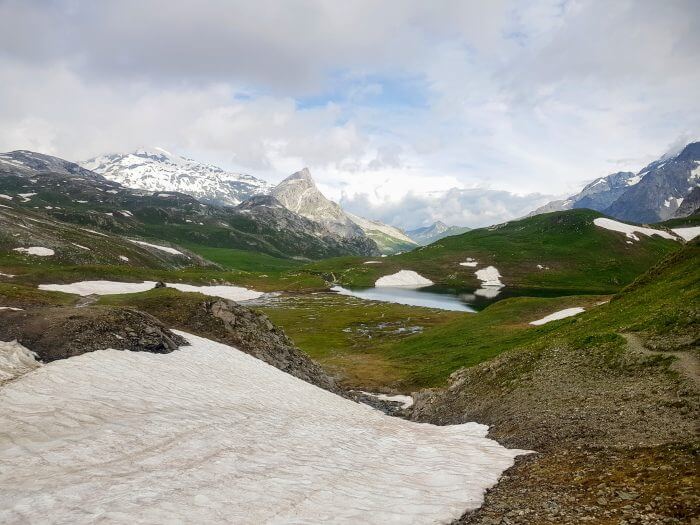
left=284, top=167, right=315, bottom=184
left=433, top=221, right=448, bottom=229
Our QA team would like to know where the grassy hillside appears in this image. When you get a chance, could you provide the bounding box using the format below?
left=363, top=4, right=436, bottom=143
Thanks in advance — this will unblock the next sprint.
left=408, top=244, right=699, bottom=524
left=305, top=210, right=681, bottom=293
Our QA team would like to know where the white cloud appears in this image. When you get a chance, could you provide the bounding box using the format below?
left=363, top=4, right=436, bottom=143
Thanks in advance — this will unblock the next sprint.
left=0, top=0, right=697, bottom=226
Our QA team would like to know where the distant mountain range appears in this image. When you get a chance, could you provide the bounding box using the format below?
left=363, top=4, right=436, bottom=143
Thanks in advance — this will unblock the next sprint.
left=0, top=150, right=379, bottom=261
left=82, top=147, right=272, bottom=207
left=531, top=142, right=700, bottom=222
left=406, top=221, right=471, bottom=245
left=83, top=148, right=415, bottom=255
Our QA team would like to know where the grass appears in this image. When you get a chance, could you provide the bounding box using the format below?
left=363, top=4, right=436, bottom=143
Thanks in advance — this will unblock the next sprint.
left=303, top=210, right=681, bottom=293
left=259, top=291, right=608, bottom=390
left=0, top=255, right=326, bottom=293
left=181, top=244, right=305, bottom=273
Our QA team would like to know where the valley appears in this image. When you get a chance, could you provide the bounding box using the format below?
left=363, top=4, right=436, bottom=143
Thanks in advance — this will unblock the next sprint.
left=0, top=145, right=698, bottom=524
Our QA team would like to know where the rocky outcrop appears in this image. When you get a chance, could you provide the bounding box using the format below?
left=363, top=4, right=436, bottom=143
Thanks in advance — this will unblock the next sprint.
left=0, top=306, right=186, bottom=361
left=103, top=292, right=341, bottom=394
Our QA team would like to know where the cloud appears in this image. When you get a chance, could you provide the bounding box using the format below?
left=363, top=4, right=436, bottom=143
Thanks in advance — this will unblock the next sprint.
left=341, top=188, right=553, bottom=230
left=0, top=0, right=698, bottom=226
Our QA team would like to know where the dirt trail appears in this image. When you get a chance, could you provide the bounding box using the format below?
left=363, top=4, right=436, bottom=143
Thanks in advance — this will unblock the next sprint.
left=622, top=333, right=700, bottom=390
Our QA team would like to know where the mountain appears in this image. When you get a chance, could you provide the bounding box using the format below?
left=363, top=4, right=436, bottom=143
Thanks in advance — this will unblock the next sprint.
left=309, top=209, right=682, bottom=293
left=82, top=147, right=271, bottom=206
left=530, top=142, right=700, bottom=223
left=0, top=151, right=377, bottom=261
left=271, top=168, right=364, bottom=238
left=271, top=168, right=416, bottom=254
left=673, top=186, right=700, bottom=218
left=0, top=150, right=102, bottom=180
left=344, top=212, right=416, bottom=254
left=529, top=171, right=641, bottom=216
left=406, top=221, right=471, bottom=245
left=605, top=142, right=700, bottom=222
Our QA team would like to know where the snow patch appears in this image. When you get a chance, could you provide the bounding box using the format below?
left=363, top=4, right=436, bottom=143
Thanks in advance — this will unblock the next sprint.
left=71, top=243, right=90, bottom=251
left=363, top=260, right=381, bottom=264
left=474, top=287, right=502, bottom=299
left=530, top=307, right=585, bottom=326
left=0, top=331, right=528, bottom=523
left=460, top=258, right=478, bottom=267
left=38, top=280, right=263, bottom=302
left=13, top=247, right=54, bottom=256
left=374, top=270, right=433, bottom=288
left=475, top=266, right=503, bottom=287
left=129, top=240, right=184, bottom=255
left=671, top=226, right=700, bottom=241
left=118, top=255, right=130, bottom=262
left=0, top=340, right=39, bottom=384
left=0, top=194, right=12, bottom=200
left=593, top=218, right=677, bottom=241
left=0, top=306, right=23, bottom=311
left=359, top=391, right=414, bottom=409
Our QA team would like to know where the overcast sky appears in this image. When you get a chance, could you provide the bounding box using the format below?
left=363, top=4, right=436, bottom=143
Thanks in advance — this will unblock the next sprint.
left=0, top=0, right=698, bottom=228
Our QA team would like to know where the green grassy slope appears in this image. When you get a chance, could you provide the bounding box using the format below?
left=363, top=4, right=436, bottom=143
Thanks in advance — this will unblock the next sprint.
left=304, top=210, right=681, bottom=293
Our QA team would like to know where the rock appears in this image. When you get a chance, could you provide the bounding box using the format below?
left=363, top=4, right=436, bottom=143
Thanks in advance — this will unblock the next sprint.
left=0, top=306, right=186, bottom=361
left=154, top=281, right=166, bottom=289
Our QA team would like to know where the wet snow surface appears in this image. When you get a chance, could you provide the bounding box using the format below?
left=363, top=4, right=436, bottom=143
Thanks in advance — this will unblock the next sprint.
left=593, top=218, right=677, bottom=241
left=0, top=331, right=527, bottom=524
left=38, top=280, right=264, bottom=301
left=375, top=269, right=434, bottom=287
left=530, top=307, right=585, bottom=326
left=671, top=226, right=700, bottom=241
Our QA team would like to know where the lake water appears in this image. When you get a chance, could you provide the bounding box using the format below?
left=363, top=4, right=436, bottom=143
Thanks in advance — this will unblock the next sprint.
left=332, top=286, right=479, bottom=312
left=332, top=285, right=576, bottom=312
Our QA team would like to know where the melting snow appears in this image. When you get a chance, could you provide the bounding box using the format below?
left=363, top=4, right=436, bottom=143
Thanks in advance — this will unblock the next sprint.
left=460, top=258, right=478, bottom=267
left=130, top=240, right=184, bottom=255
left=81, top=228, right=109, bottom=237
left=71, top=243, right=90, bottom=251
left=0, top=340, right=39, bottom=384
left=38, top=280, right=263, bottom=302
left=671, top=226, right=700, bottom=241
left=530, top=307, right=585, bottom=326
left=475, top=266, right=503, bottom=287
left=593, top=218, right=677, bottom=241
left=363, top=260, right=381, bottom=264
left=0, top=331, right=527, bottom=523
left=375, top=270, right=433, bottom=288
left=12, top=247, right=54, bottom=256
left=474, top=287, right=502, bottom=299
left=118, top=255, right=130, bottom=262
left=0, top=194, right=11, bottom=200
left=0, top=273, right=15, bottom=278
left=0, top=307, right=23, bottom=311
left=358, top=391, right=414, bottom=409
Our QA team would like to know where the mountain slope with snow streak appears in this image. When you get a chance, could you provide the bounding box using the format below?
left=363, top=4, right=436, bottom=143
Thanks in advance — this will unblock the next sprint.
left=82, top=147, right=272, bottom=206
left=0, top=331, right=527, bottom=524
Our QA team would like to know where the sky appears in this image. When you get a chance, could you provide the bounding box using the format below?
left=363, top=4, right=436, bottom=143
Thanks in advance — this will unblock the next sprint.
left=0, top=0, right=698, bottom=229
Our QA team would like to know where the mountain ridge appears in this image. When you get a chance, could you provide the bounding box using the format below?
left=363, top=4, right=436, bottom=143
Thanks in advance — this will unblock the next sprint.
left=530, top=142, right=700, bottom=222
left=82, top=147, right=272, bottom=207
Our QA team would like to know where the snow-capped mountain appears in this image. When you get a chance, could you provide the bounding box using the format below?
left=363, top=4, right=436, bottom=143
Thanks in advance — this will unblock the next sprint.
left=407, top=221, right=471, bottom=245
left=605, top=142, right=700, bottom=222
left=271, top=168, right=415, bottom=254
left=82, top=148, right=272, bottom=206
left=530, top=142, right=700, bottom=222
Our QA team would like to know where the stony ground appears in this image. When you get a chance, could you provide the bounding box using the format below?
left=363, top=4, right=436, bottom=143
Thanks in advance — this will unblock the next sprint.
left=410, top=331, right=699, bottom=524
